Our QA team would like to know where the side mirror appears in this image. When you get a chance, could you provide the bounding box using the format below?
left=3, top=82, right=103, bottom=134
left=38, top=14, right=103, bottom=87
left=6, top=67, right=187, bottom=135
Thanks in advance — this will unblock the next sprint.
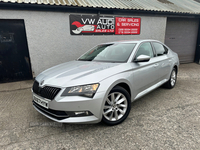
left=134, top=55, right=150, bottom=62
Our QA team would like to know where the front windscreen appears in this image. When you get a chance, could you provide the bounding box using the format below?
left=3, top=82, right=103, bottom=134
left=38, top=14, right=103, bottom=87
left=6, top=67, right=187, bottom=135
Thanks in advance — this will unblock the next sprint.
left=78, top=43, right=136, bottom=63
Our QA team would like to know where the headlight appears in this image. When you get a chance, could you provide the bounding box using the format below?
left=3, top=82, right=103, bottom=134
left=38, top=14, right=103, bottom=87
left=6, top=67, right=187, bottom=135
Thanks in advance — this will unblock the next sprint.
left=61, top=83, right=99, bottom=98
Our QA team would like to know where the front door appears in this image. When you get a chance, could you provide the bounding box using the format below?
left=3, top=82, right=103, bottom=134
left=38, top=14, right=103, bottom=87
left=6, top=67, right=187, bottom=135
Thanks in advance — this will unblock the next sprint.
left=130, top=42, right=160, bottom=97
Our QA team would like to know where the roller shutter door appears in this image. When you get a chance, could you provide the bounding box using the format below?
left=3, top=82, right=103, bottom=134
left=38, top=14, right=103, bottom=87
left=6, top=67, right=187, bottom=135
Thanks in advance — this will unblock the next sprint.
left=165, top=18, right=199, bottom=63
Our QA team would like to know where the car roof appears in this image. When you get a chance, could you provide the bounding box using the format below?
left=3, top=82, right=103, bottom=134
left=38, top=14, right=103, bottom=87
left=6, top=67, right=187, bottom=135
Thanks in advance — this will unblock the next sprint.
left=101, top=39, right=161, bottom=45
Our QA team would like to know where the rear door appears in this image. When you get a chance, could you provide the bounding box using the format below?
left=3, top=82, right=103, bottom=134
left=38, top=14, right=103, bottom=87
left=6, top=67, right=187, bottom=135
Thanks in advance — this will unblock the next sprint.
left=152, top=42, right=171, bottom=81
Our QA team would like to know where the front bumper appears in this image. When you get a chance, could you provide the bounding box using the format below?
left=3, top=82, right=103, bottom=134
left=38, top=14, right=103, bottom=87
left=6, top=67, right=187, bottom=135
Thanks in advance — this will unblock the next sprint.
left=32, top=91, right=106, bottom=124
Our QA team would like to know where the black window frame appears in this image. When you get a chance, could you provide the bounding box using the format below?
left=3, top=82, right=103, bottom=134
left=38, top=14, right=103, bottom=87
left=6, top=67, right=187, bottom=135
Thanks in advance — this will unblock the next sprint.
left=152, top=42, right=168, bottom=57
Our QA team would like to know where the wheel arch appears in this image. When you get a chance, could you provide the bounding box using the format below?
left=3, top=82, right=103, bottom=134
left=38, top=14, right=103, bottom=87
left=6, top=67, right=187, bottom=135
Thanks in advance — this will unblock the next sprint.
left=101, top=82, right=132, bottom=125
left=98, top=78, right=133, bottom=120
left=113, top=82, right=131, bottom=98
left=174, top=65, right=178, bottom=73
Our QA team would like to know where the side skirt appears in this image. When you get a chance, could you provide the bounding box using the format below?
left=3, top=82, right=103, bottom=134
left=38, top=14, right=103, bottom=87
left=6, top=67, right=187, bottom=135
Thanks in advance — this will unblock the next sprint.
left=134, top=79, right=168, bottom=100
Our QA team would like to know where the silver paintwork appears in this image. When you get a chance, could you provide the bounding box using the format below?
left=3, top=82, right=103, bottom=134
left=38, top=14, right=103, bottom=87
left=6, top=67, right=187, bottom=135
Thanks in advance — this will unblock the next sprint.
left=32, top=39, right=179, bottom=124
left=135, top=55, right=150, bottom=62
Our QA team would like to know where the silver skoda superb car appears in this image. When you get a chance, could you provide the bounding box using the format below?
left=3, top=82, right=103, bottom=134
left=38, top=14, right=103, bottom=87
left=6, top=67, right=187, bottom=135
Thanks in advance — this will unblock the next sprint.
left=32, top=39, right=179, bottom=125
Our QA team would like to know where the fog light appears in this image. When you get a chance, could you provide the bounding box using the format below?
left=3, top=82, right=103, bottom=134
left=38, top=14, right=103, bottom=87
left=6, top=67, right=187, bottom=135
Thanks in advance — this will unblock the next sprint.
left=75, top=111, right=86, bottom=115
left=66, top=111, right=92, bottom=117
left=75, top=111, right=91, bottom=116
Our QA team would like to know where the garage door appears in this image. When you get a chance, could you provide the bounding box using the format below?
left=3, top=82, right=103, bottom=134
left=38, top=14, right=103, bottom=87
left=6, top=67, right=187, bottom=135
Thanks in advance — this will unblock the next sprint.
left=165, top=18, right=199, bottom=63
left=0, top=20, right=32, bottom=83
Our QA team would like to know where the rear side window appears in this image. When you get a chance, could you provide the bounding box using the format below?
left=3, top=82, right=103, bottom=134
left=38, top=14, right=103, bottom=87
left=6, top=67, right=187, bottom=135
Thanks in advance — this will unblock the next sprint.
left=163, top=46, right=169, bottom=54
left=153, top=42, right=168, bottom=56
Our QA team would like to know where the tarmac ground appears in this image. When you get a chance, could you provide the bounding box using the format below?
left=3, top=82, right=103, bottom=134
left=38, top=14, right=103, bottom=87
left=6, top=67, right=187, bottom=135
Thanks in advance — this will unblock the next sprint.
left=0, top=63, right=200, bottom=150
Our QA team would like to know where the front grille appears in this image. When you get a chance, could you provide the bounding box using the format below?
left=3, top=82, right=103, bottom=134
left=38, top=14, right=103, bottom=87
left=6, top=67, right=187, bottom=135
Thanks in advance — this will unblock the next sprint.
left=32, top=80, right=61, bottom=100
left=33, top=101, right=69, bottom=120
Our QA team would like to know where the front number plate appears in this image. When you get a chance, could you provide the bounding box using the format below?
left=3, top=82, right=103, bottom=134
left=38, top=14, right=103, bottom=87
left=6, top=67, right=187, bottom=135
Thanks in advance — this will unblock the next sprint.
left=33, top=95, right=49, bottom=109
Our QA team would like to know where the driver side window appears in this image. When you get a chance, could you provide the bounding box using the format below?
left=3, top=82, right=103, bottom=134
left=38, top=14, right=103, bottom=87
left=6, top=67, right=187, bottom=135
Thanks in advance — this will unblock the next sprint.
left=135, top=42, right=154, bottom=59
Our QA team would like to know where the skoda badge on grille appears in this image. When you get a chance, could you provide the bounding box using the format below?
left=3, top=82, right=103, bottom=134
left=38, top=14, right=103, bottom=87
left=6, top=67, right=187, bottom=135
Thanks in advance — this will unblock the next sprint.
left=40, top=80, right=44, bottom=85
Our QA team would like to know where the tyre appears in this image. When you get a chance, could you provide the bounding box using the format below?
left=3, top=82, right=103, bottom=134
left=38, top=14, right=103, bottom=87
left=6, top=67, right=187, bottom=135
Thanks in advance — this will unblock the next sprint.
left=102, top=86, right=131, bottom=126
left=164, top=68, right=177, bottom=89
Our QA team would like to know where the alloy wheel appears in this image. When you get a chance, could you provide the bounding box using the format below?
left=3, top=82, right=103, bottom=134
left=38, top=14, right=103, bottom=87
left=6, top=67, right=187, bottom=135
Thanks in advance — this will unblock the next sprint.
left=103, top=92, right=128, bottom=121
left=170, top=70, right=176, bottom=87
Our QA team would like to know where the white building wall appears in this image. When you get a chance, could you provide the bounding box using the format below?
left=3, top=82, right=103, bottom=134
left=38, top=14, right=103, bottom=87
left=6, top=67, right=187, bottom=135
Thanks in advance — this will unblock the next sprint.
left=0, top=10, right=167, bottom=76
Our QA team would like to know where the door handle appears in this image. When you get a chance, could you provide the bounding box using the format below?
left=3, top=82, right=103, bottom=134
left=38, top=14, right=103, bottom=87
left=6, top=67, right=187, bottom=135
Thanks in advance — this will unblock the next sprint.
left=168, top=59, right=172, bottom=65
left=154, top=63, right=159, bottom=67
